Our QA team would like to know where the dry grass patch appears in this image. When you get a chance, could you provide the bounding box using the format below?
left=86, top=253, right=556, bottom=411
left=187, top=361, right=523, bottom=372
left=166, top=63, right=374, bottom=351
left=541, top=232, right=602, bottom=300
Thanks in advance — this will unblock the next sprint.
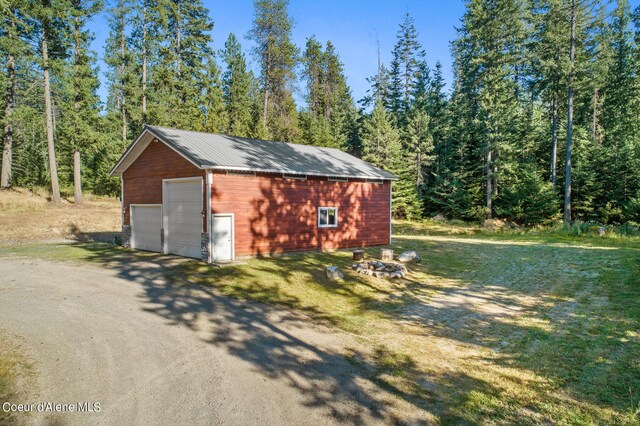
left=0, top=332, right=34, bottom=426
left=0, top=188, right=120, bottom=243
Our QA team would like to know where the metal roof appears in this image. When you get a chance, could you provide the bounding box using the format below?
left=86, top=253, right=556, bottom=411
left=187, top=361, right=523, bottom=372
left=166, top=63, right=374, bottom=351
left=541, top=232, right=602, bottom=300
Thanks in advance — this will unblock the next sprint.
left=111, top=125, right=398, bottom=180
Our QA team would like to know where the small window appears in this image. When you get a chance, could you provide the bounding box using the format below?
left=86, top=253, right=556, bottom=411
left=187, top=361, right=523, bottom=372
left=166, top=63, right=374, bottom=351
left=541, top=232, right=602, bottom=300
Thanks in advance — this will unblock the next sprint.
left=328, top=177, right=348, bottom=182
left=365, top=179, right=384, bottom=184
left=318, top=207, right=338, bottom=228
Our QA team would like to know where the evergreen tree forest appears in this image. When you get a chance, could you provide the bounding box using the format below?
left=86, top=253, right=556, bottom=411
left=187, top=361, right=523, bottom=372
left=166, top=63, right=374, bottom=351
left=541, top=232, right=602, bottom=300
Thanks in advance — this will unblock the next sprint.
left=1, top=0, right=639, bottom=226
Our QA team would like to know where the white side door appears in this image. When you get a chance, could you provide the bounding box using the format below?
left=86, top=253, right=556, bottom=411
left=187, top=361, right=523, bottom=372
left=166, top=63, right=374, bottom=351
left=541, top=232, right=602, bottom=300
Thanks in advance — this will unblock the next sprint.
left=164, top=178, right=203, bottom=259
left=131, top=205, right=162, bottom=253
left=212, top=215, right=233, bottom=262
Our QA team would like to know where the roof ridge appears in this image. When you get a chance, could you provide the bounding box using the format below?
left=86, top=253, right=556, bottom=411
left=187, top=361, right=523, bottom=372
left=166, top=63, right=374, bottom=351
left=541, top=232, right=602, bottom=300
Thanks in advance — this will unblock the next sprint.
left=145, top=124, right=344, bottom=153
left=146, top=124, right=240, bottom=140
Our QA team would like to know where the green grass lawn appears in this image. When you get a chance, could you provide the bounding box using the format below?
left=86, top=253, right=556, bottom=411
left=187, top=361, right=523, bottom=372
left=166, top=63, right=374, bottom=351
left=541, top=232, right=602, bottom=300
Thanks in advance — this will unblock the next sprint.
left=2, top=222, right=639, bottom=424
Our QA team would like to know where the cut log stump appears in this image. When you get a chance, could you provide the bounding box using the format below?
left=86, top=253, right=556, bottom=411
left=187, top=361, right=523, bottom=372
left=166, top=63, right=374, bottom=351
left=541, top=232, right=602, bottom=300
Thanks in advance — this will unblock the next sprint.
left=353, top=249, right=365, bottom=261
left=380, top=248, right=394, bottom=261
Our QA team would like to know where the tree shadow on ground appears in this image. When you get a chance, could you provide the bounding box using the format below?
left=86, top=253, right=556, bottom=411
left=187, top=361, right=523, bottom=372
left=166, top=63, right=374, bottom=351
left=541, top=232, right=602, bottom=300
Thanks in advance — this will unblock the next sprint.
left=71, top=243, right=498, bottom=424
left=58, top=239, right=640, bottom=423
left=68, top=224, right=120, bottom=245
left=387, top=235, right=640, bottom=418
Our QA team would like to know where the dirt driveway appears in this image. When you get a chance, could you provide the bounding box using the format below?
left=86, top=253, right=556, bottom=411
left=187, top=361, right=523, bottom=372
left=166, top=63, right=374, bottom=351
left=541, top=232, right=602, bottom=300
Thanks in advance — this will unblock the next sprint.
left=0, top=257, right=391, bottom=425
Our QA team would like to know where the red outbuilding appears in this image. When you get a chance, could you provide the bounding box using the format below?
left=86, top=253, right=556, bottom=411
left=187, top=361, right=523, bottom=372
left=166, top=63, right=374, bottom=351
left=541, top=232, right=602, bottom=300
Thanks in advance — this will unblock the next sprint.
left=110, top=125, right=397, bottom=262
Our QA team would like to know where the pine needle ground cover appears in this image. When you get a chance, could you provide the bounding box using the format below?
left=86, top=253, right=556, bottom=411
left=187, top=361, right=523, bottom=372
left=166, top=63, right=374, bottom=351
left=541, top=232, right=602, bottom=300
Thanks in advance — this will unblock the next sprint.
left=2, top=222, right=639, bottom=424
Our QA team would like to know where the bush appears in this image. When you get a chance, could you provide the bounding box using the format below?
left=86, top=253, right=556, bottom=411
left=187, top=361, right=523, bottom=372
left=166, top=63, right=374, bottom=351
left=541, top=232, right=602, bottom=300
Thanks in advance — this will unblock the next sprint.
left=560, top=220, right=592, bottom=236
left=495, top=164, right=559, bottom=226
left=624, top=195, right=640, bottom=223
left=425, top=174, right=479, bottom=221
left=614, top=222, right=640, bottom=237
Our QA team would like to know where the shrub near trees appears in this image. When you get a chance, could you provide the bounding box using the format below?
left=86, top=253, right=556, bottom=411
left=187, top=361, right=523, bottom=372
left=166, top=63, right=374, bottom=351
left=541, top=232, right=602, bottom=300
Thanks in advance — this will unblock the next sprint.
left=0, top=0, right=638, bottom=227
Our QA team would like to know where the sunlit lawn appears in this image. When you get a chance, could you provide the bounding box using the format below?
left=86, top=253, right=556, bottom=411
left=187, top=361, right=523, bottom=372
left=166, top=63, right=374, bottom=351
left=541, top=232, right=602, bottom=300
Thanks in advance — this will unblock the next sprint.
left=2, top=221, right=639, bottom=424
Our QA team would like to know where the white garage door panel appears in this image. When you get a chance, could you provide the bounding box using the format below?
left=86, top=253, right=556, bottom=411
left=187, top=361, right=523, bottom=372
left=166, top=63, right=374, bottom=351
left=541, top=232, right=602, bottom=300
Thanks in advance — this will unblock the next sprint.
left=165, top=179, right=202, bottom=259
left=131, top=205, right=162, bottom=253
left=166, top=192, right=201, bottom=202
left=166, top=216, right=202, bottom=226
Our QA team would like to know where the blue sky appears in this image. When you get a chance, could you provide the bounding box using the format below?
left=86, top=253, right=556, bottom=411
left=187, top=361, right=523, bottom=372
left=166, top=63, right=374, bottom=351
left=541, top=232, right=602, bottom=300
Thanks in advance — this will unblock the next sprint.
left=88, top=0, right=640, bottom=107
left=89, top=0, right=467, bottom=106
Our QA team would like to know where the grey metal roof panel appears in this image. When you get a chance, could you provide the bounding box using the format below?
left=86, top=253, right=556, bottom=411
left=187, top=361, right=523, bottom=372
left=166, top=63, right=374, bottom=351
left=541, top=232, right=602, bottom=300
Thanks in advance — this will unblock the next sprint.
left=144, top=125, right=398, bottom=180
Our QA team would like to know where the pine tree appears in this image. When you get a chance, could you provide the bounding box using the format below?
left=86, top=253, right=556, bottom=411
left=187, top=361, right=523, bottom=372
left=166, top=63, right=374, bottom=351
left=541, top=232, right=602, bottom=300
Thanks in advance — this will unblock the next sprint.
left=406, top=108, right=434, bottom=194
left=57, top=0, right=102, bottom=204
left=129, top=0, right=160, bottom=126
left=220, top=33, right=253, bottom=137
left=360, top=63, right=391, bottom=111
left=200, top=57, right=227, bottom=133
left=104, top=0, right=135, bottom=149
left=388, top=13, right=424, bottom=123
left=0, top=1, right=28, bottom=188
left=323, top=41, right=358, bottom=147
left=564, top=0, right=577, bottom=223
left=300, top=37, right=356, bottom=148
left=599, top=0, right=639, bottom=222
left=168, top=0, right=215, bottom=129
left=360, top=101, right=398, bottom=169
left=531, top=0, right=567, bottom=187
left=434, top=21, right=483, bottom=220
left=302, top=36, right=323, bottom=116
left=457, top=0, right=523, bottom=220
left=495, top=162, right=559, bottom=225
left=248, top=0, right=300, bottom=142
left=426, top=61, right=448, bottom=173
left=27, top=0, right=73, bottom=203
left=360, top=101, right=421, bottom=218
left=562, top=0, right=601, bottom=223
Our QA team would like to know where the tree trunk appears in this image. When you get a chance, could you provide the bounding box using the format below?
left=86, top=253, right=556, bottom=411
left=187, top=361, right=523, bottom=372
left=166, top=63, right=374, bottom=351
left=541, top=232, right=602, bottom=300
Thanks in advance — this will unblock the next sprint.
left=1, top=10, right=16, bottom=189
left=486, top=114, right=493, bottom=220
left=262, top=50, right=270, bottom=128
left=42, top=26, right=61, bottom=203
left=73, top=8, right=83, bottom=204
left=120, top=13, right=127, bottom=148
left=486, top=143, right=492, bottom=220
left=493, top=157, right=498, bottom=197
left=73, top=150, right=83, bottom=204
left=591, top=88, right=598, bottom=143
left=142, top=2, right=147, bottom=115
left=176, top=3, right=181, bottom=77
left=551, top=92, right=558, bottom=186
left=564, top=0, right=576, bottom=224
left=262, top=87, right=269, bottom=128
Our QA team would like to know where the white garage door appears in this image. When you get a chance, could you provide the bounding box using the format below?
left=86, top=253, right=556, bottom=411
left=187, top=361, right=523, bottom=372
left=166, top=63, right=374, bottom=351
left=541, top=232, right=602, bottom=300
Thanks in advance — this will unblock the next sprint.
left=164, top=178, right=202, bottom=259
left=131, top=205, right=162, bottom=253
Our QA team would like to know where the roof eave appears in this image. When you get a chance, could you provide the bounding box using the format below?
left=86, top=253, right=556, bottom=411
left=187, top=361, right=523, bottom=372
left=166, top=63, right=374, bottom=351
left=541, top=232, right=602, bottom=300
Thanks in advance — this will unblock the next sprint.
left=202, top=165, right=398, bottom=181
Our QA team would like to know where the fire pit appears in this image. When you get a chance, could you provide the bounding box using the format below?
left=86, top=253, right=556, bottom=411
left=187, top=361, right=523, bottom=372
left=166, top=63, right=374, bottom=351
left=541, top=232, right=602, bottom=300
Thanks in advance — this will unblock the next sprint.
left=352, top=260, right=408, bottom=279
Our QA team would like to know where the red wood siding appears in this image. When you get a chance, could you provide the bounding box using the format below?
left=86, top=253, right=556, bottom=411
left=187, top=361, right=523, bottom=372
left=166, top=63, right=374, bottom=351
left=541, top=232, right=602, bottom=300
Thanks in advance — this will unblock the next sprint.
left=211, top=172, right=391, bottom=256
left=122, top=140, right=205, bottom=226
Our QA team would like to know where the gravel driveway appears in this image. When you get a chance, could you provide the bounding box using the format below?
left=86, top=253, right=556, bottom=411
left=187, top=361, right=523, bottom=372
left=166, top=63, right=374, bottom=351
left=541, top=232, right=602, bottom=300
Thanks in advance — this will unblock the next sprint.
left=0, top=257, right=389, bottom=425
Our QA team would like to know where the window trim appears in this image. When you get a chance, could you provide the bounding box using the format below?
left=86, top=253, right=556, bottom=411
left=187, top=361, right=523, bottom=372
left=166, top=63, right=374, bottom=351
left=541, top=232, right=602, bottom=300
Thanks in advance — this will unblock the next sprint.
left=318, top=206, right=338, bottom=228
